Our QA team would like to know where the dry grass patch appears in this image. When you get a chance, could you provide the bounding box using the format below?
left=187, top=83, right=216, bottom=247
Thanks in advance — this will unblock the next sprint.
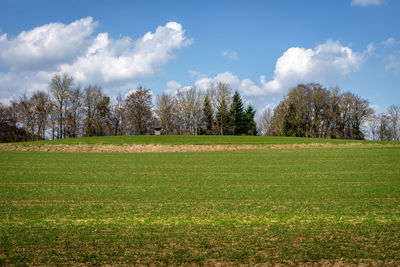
left=0, top=142, right=386, bottom=153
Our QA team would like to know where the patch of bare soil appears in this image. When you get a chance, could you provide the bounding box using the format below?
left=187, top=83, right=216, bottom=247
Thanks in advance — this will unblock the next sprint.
left=0, top=142, right=388, bottom=153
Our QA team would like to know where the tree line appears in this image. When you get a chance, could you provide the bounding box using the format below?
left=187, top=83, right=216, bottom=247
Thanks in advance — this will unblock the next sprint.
left=257, top=83, right=400, bottom=141
left=0, top=74, right=399, bottom=142
left=0, top=73, right=258, bottom=142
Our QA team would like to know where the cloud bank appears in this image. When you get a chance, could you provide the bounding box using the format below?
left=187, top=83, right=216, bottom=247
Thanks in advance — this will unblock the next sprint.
left=0, top=17, right=96, bottom=71
left=0, top=17, right=191, bottom=101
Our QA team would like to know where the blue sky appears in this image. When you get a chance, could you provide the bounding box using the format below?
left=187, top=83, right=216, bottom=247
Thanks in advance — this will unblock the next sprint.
left=0, top=0, right=399, bottom=113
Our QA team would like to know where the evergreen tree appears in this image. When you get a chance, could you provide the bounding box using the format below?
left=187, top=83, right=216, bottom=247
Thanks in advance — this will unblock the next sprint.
left=229, top=91, right=246, bottom=135
left=283, top=103, right=299, bottom=137
left=244, top=105, right=257, bottom=135
left=201, top=95, right=214, bottom=135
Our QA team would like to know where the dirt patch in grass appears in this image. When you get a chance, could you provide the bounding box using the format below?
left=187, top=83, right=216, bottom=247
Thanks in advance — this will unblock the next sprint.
left=0, top=142, right=387, bottom=152
left=0, top=142, right=387, bottom=153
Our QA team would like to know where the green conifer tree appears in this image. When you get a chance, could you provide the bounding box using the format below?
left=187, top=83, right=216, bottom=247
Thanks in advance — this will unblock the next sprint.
left=229, top=91, right=246, bottom=135
left=244, top=105, right=257, bottom=135
left=202, top=95, right=214, bottom=135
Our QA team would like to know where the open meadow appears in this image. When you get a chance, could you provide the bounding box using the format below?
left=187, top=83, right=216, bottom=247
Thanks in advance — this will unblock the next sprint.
left=0, top=136, right=399, bottom=265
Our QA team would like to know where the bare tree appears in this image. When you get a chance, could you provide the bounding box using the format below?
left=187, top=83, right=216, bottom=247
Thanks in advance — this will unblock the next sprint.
left=326, top=86, right=342, bottom=139
left=176, top=87, right=203, bottom=135
left=258, top=107, right=273, bottom=136
left=48, top=105, right=58, bottom=140
left=340, top=92, right=373, bottom=140
left=31, top=91, right=52, bottom=139
left=48, top=73, right=74, bottom=139
left=109, top=94, right=126, bottom=136
left=378, top=114, right=392, bottom=141
left=387, top=105, right=400, bottom=141
left=95, top=95, right=111, bottom=136
left=209, top=82, right=232, bottom=135
left=17, top=94, right=36, bottom=141
left=83, top=85, right=103, bottom=137
left=64, top=87, right=83, bottom=138
left=125, top=86, right=153, bottom=135
left=155, top=93, right=178, bottom=134
left=366, top=114, right=380, bottom=141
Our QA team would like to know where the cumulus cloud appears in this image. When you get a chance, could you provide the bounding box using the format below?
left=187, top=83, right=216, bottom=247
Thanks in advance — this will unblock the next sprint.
left=222, top=50, right=239, bottom=60
left=0, top=17, right=97, bottom=71
left=0, top=18, right=192, bottom=102
left=261, top=40, right=364, bottom=94
left=351, top=0, right=385, bottom=6
left=60, top=22, right=192, bottom=83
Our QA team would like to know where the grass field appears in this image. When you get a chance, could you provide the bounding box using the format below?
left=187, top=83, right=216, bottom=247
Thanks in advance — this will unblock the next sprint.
left=0, top=136, right=399, bottom=265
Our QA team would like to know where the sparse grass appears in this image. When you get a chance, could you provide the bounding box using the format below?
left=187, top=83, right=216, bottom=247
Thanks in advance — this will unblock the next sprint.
left=0, top=137, right=399, bottom=265
left=12, top=134, right=396, bottom=146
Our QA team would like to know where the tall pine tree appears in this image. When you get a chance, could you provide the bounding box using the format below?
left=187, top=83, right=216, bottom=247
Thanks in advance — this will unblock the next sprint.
left=244, top=105, right=258, bottom=136
left=229, top=91, right=246, bottom=135
left=201, top=95, right=214, bottom=135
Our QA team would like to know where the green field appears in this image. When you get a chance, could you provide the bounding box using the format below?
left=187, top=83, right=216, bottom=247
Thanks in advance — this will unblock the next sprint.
left=1, top=137, right=399, bottom=265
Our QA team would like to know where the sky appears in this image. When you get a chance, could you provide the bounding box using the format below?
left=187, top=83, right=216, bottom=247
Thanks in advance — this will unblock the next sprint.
left=0, top=0, right=399, bottom=114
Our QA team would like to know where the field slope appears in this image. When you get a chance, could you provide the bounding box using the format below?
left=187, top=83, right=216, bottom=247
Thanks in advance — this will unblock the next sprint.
left=0, top=136, right=399, bottom=265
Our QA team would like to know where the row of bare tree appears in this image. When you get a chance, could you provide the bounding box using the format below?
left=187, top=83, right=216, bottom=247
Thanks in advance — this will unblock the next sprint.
left=0, top=73, right=258, bottom=142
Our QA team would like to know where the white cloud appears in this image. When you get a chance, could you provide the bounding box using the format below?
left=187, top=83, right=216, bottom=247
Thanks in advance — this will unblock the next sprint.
left=261, top=40, right=364, bottom=94
left=351, top=0, right=385, bottom=6
left=0, top=18, right=192, bottom=103
left=222, top=50, right=239, bottom=60
left=385, top=54, right=400, bottom=74
left=379, top=38, right=400, bottom=74
left=382, top=37, right=396, bottom=46
left=194, top=72, right=266, bottom=96
left=366, top=42, right=375, bottom=54
left=0, top=17, right=97, bottom=71
left=188, top=69, right=207, bottom=79
left=60, top=22, right=192, bottom=83
left=0, top=71, right=51, bottom=101
left=166, top=80, right=182, bottom=91
left=370, top=104, right=382, bottom=113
